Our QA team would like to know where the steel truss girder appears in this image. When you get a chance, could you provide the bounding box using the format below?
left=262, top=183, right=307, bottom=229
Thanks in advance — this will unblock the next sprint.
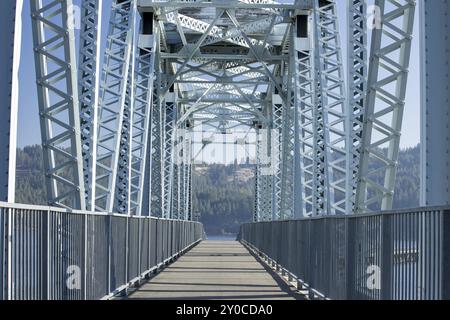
left=79, top=0, right=103, bottom=211
left=163, top=10, right=278, bottom=52
left=356, top=0, right=416, bottom=213
left=127, top=34, right=158, bottom=216
left=347, top=0, right=367, bottom=213
left=182, top=77, right=263, bottom=99
left=30, top=0, right=86, bottom=210
left=172, top=125, right=192, bottom=219
left=162, top=96, right=177, bottom=219
left=257, top=129, right=273, bottom=221
left=94, top=0, right=135, bottom=212
left=279, top=28, right=296, bottom=220
left=294, top=46, right=316, bottom=217
left=313, top=0, right=350, bottom=216
left=271, top=95, right=283, bottom=220
left=150, top=79, right=164, bottom=217
left=185, top=136, right=193, bottom=220
left=139, top=0, right=302, bottom=10
left=114, top=34, right=136, bottom=214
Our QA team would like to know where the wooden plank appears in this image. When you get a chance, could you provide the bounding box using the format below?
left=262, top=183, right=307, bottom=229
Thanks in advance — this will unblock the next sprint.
left=126, top=241, right=300, bottom=300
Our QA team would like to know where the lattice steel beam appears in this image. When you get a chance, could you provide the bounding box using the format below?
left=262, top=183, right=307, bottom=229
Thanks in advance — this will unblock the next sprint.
left=127, top=21, right=158, bottom=216
left=114, top=37, right=136, bottom=214
left=356, top=0, right=416, bottom=213
left=254, top=129, right=264, bottom=222
left=313, top=0, right=350, bottom=216
left=138, top=0, right=301, bottom=10
left=162, top=93, right=177, bottom=219
left=293, top=14, right=312, bottom=217
left=347, top=0, right=367, bottom=213
left=279, top=27, right=296, bottom=220
left=163, top=11, right=276, bottom=52
left=149, top=77, right=164, bottom=218
left=79, top=0, right=103, bottom=210
left=30, top=0, right=86, bottom=210
left=94, top=0, right=135, bottom=212
left=271, top=94, right=283, bottom=220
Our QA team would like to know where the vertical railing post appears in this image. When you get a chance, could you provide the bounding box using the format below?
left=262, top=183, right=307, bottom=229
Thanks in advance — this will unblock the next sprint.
left=381, top=213, right=393, bottom=300
left=137, top=218, right=141, bottom=281
left=308, top=219, right=315, bottom=300
left=83, top=213, right=88, bottom=300
left=107, top=213, right=111, bottom=295
left=6, top=208, right=13, bottom=300
left=125, top=216, right=129, bottom=288
left=346, top=217, right=355, bottom=300
left=442, top=210, right=450, bottom=299
left=45, top=208, right=51, bottom=300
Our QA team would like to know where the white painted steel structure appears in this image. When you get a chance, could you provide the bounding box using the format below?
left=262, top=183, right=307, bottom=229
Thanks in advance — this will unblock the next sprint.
left=4, top=0, right=450, bottom=302
left=0, top=0, right=421, bottom=219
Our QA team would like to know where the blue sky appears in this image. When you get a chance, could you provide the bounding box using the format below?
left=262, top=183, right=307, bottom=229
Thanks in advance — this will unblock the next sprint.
left=17, top=0, right=421, bottom=150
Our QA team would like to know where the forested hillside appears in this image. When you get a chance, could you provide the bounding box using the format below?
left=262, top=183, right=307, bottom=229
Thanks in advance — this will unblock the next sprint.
left=16, top=146, right=46, bottom=205
left=15, top=145, right=421, bottom=236
left=192, top=164, right=255, bottom=235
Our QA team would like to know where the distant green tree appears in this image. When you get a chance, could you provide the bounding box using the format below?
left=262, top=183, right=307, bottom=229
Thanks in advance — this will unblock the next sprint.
left=14, top=145, right=421, bottom=236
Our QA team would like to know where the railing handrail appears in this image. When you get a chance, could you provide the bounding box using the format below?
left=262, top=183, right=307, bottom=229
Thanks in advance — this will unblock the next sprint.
left=0, top=201, right=202, bottom=224
left=240, top=206, right=450, bottom=300
left=244, top=206, right=450, bottom=225
left=0, top=202, right=204, bottom=300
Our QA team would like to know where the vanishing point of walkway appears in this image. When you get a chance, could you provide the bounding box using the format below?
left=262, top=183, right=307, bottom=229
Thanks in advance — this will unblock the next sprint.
left=126, top=241, right=301, bottom=300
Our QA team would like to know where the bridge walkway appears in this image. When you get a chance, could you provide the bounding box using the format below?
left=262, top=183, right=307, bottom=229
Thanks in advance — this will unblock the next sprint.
left=125, top=241, right=302, bottom=300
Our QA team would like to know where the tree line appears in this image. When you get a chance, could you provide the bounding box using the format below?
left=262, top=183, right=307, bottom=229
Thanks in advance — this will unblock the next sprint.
left=15, top=145, right=420, bottom=235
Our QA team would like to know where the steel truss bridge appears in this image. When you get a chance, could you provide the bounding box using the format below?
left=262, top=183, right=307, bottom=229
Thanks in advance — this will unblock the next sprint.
left=1, top=0, right=450, bottom=300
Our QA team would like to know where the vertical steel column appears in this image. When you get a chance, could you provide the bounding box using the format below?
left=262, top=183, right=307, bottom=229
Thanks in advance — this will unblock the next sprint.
left=175, top=125, right=192, bottom=220
left=294, top=14, right=313, bottom=217
left=356, top=0, right=416, bottom=213
left=115, top=28, right=136, bottom=214
left=162, top=93, right=176, bottom=219
left=280, top=27, right=296, bottom=220
left=79, top=0, right=103, bottom=210
left=172, top=128, right=180, bottom=219
left=128, top=13, right=158, bottom=216
left=254, top=128, right=263, bottom=222
left=420, top=0, right=450, bottom=207
left=149, top=70, right=163, bottom=218
left=186, top=148, right=193, bottom=221
left=94, top=0, right=135, bottom=212
left=259, top=128, right=273, bottom=221
left=30, top=0, right=86, bottom=210
left=347, top=0, right=367, bottom=213
left=272, top=94, right=283, bottom=220
left=0, top=0, right=22, bottom=203
left=313, top=0, right=350, bottom=216
left=311, top=3, right=330, bottom=216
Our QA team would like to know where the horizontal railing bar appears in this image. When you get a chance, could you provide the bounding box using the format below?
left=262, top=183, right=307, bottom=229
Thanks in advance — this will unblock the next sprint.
left=0, top=203, right=204, bottom=300
left=242, top=206, right=450, bottom=225
left=0, top=201, right=203, bottom=223
left=239, top=207, right=450, bottom=300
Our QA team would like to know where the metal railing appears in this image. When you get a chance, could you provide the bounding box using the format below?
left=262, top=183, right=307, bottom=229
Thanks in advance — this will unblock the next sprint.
left=239, top=207, right=450, bottom=300
left=0, top=202, right=204, bottom=300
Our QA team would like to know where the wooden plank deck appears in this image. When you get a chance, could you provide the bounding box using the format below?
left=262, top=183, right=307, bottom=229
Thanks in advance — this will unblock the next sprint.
left=126, top=241, right=302, bottom=300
